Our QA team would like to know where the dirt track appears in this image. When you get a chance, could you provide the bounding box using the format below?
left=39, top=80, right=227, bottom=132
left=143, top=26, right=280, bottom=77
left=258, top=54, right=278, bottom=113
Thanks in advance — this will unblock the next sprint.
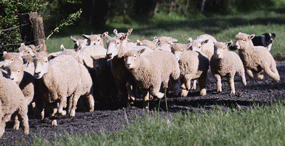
left=1, top=62, right=285, bottom=145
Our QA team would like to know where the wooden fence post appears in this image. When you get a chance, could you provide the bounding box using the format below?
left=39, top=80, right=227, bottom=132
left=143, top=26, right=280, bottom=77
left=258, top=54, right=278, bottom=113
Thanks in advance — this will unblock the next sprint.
left=18, top=12, right=47, bottom=52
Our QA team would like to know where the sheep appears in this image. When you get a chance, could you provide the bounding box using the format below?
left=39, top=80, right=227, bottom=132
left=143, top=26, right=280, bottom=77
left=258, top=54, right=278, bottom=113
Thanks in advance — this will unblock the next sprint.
left=82, top=32, right=108, bottom=47
left=153, top=36, right=178, bottom=52
left=18, top=43, right=43, bottom=57
left=33, top=53, right=86, bottom=118
left=71, top=36, right=88, bottom=51
left=113, top=28, right=138, bottom=47
left=0, top=71, right=29, bottom=137
left=210, top=41, right=247, bottom=94
left=188, top=34, right=217, bottom=60
left=233, top=32, right=280, bottom=82
left=171, top=43, right=191, bottom=60
left=136, top=39, right=159, bottom=50
left=175, top=49, right=209, bottom=96
left=124, top=49, right=180, bottom=108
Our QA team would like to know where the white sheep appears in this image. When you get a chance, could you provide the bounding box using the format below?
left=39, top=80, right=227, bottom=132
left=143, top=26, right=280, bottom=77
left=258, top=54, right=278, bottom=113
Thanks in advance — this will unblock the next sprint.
left=0, top=71, right=29, bottom=137
left=124, top=49, right=180, bottom=108
left=210, top=41, right=247, bottom=94
left=33, top=53, right=84, bottom=118
left=233, top=32, right=280, bottom=82
left=171, top=43, right=191, bottom=60
left=71, top=36, right=88, bottom=51
left=82, top=32, right=108, bottom=47
left=153, top=36, right=178, bottom=52
left=18, top=43, right=43, bottom=57
left=175, top=49, right=209, bottom=96
left=188, top=34, right=217, bottom=60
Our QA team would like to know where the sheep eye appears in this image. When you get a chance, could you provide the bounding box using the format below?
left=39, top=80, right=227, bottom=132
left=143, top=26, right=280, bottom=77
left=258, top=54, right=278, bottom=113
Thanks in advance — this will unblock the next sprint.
left=97, top=39, right=100, bottom=42
left=45, top=60, right=48, bottom=63
left=17, top=70, right=20, bottom=74
left=28, top=51, right=30, bottom=54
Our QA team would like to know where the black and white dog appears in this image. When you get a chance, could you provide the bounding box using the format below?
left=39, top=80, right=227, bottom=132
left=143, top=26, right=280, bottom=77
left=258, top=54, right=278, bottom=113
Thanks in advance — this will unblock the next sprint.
left=251, top=33, right=275, bottom=51
left=230, top=33, right=276, bottom=51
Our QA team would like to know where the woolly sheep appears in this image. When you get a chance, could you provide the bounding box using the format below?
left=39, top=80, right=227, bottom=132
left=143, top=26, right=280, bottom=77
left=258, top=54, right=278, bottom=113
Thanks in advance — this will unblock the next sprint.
left=233, top=32, right=280, bottom=82
left=113, top=29, right=137, bottom=47
left=71, top=36, right=88, bottom=51
left=124, top=49, right=180, bottom=108
left=189, top=34, right=217, bottom=60
left=171, top=43, right=191, bottom=60
left=0, top=71, right=29, bottom=137
left=136, top=39, right=158, bottom=50
left=82, top=32, right=108, bottom=47
left=176, top=50, right=209, bottom=96
left=33, top=53, right=84, bottom=118
left=18, top=43, right=43, bottom=57
left=154, top=36, right=178, bottom=52
left=210, top=41, right=247, bottom=94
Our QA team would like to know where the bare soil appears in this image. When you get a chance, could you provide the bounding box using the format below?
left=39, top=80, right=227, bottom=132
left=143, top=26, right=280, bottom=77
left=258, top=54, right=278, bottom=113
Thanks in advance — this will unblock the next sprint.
left=1, top=62, right=285, bottom=146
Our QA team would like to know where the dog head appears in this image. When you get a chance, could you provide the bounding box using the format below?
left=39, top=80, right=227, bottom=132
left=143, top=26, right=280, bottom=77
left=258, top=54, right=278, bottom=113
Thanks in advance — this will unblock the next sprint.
left=262, top=33, right=275, bottom=46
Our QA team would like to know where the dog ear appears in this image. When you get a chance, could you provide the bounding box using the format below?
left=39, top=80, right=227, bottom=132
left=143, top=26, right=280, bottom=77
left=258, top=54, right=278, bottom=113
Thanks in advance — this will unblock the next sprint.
left=271, top=33, right=276, bottom=39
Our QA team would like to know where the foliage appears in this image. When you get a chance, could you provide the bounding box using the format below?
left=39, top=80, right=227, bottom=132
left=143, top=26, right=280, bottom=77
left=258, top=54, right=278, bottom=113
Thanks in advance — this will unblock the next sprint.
left=46, top=8, right=82, bottom=40
left=0, top=0, right=46, bottom=53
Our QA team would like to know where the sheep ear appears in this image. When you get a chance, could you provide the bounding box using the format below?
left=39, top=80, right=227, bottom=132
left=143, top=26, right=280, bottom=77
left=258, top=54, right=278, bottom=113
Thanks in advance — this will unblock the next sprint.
left=186, top=43, right=192, bottom=49
left=113, top=29, right=118, bottom=35
left=82, top=34, right=90, bottom=39
left=248, top=34, right=255, bottom=40
left=71, top=36, right=77, bottom=42
left=138, top=48, right=146, bottom=54
left=127, top=28, right=133, bottom=36
left=60, top=44, right=65, bottom=51
left=188, top=37, right=193, bottom=43
left=136, top=40, right=142, bottom=46
left=201, top=39, right=209, bottom=45
left=227, top=40, right=233, bottom=47
left=21, top=43, right=25, bottom=47
left=36, top=44, right=43, bottom=51
left=101, top=32, right=108, bottom=38
left=3, top=51, right=7, bottom=55
left=172, top=38, right=178, bottom=42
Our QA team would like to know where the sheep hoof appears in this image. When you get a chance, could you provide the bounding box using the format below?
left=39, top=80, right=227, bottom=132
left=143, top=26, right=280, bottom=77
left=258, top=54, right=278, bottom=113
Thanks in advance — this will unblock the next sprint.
left=70, top=110, right=75, bottom=117
left=13, top=124, right=19, bottom=130
left=24, top=130, right=29, bottom=135
left=51, top=120, right=58, bottom=126
left=230, top=90, right=236, bottom=94
left=181, top=90, right=188, bottom=97
left=155, top=92, right=165, bottom=99
left=59, top=110, right=66, bottom=116
left=200, top=89, right=206, bottom=96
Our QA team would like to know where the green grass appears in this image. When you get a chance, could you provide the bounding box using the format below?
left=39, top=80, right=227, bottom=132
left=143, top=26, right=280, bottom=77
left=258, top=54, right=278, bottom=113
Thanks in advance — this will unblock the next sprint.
left=46, top=7, right=285, bottom=60
left=34, top=102, right=285, bottom=146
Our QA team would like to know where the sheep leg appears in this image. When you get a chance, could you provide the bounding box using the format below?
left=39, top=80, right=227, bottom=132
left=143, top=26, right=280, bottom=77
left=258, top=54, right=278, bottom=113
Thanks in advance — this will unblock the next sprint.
left=227, top=73, right=236, bottom=94
left=246, top=68, right=254, bottom=79
left=0, top=120, right=6, bottom=138
left=51, top=102, right=58, bottom=117
left=239, top=70, right=247, bottom=86
left=85, top=94, right=95, bottom=112
left=191, top=80, right=197, bottom=90
left=185, top=74, right=192, bottom=91
left=142, top=90, right=150, bottom=109
left=150, top=82, right=164, bottom=99
left=257, top=70, right=264, bottom=80
left=214, top=74, right=222, bottom=93
left=69, top=91, right=82, bottom=117
left=57, top=96, right=67, bottom=116
left=180, top=77, right=188, bottom=97
left=264, top=63, right=280, bottom=82
left=198, top=75, right=207, bottom=96
left=17, top=103, right=29, bottom=135
left=12, top=113, right=20, bottom=130
left=126, top=82, right=135, bottom=101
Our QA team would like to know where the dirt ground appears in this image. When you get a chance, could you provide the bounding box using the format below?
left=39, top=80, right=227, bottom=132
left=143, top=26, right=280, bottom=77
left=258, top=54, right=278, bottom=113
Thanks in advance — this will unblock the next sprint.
left=1, top=62, right=285, bottom=145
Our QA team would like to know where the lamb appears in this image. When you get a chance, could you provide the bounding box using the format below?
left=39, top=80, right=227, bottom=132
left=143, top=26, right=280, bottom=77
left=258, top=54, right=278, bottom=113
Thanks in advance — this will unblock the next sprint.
left=176, top=49, right=209, bottom=96
left=113, top=28, right=137, bottom=47
left=71, top=36, right=88, bottom=51
left=18, top=43, right=43, bottom=57
left=33, top=53, right=93, bottom=118
left=171, top=43, right=191, bottom=60
left=233, top=32, right=280, bottom=82
left=124, top=49, right=180, bottom=108
left=82, top=32, right=108, bottom=47
left=210, top=41, right=247, bottom=94
left=153, top=36, right=178, bottom=52
left=188, top=34, right=217, bottom=60
left=136, top=39, right=159, bottom=50
left=0, top=71, right=29, bottom=137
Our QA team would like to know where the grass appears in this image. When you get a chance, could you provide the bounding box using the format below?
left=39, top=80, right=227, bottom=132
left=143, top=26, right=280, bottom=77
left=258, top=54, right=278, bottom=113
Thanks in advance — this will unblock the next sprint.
left=46, top=7, right=285, bottom=60
left=34, top=102, right=285, bottom=146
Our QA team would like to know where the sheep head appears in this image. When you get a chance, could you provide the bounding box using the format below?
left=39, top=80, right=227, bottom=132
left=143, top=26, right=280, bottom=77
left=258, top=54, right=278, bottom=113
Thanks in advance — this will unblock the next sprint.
left=190, top=39, right=209, bottom=52
left=81, top=32, right=107, bottom=47
left=33, top=52, right=49, bottom=79
left=213, top=41, right=233, bottom=59
left=124, top=49, right=145, bottom=70
left=6, top=63, right=24, bottom=85
left=171, top=43, right=191, bottom=60
left=71, top=36, right=88, bottom=51
left=18, top=43, right=42, bottom=57
left=106, top=36, right=126, bottom=59
left=2, top=52, right=23, bottom=68
left=234, top=32, right=255, bottom=50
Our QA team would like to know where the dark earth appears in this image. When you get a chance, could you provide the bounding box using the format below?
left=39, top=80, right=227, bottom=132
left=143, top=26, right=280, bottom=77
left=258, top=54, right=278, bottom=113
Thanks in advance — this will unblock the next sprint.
left=1, top=62, right=285, bottom=145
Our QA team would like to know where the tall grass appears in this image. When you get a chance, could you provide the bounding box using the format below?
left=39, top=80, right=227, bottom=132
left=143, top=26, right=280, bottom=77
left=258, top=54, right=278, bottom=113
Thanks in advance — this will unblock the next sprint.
left=34, top=102, right=285, bottom=146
